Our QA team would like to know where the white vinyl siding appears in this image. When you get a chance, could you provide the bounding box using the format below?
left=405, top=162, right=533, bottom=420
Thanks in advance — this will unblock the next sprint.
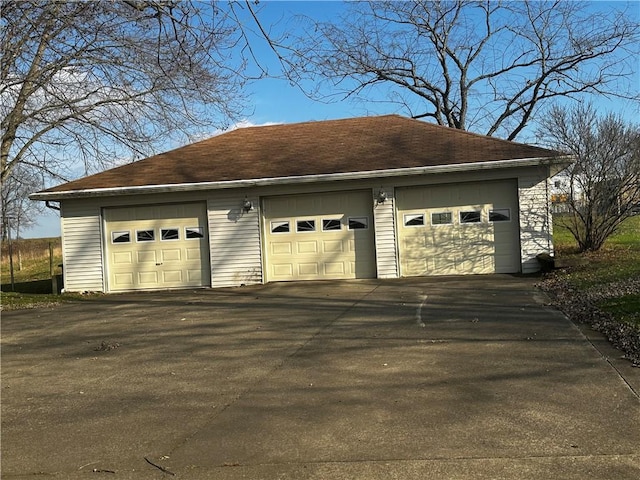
left=518, top=170, right=554, bottom=273
left=60, top=201, right=104, bottom=292
left=208, top=193, right=263, bottom=288
left=54, top=163, right=556, bottom=291
left=372, top=186, right=399, bottom=278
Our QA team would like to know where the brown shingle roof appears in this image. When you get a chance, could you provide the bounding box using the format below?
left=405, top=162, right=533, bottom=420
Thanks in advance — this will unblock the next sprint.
left=40, top=115, right=560, bottom=194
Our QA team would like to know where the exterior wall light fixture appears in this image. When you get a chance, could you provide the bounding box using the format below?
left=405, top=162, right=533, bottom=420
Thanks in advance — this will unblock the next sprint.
left=242, top=196, right=253, bottom=213
left=376, top=187, right=387, bottom=205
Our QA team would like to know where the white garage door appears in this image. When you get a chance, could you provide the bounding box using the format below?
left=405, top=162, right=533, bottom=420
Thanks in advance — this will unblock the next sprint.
left=396, top=180, right=520, bottom=276
left=263, top=190, right=376, bottom=281
left=104, top=203, right=210, bottom=291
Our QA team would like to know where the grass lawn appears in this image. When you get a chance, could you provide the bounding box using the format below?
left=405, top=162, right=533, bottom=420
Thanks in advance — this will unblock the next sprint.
left=1, top=238, right=68, bottom=310
left=598, top=295, right=640, bottom=329
left=552, top=215, right=640, bottom=329
left=0, top=291, right=88, bottom=310
left=1, top=238, right=63, bottom=285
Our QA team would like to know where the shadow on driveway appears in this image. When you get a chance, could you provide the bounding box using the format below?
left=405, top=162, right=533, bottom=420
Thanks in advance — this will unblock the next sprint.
left=2, top=276, right=639, bottom=479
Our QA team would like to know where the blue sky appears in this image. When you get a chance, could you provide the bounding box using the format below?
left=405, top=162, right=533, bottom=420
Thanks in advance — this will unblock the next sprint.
left=23, top=0, right=639, bottom=238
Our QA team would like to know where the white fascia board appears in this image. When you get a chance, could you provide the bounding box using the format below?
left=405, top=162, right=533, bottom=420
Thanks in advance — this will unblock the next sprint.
left=30, top=155, right=572, bottom=201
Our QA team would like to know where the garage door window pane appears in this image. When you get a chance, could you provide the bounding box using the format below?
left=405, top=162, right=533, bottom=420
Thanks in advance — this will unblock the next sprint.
left=322, top=218, right=342, bottom=231
left=404, top=214, right=425, bottom=226
left=296, top=219, right=316, bottom=232
left=460, top=211, right=481, bottom=224
left=431, top=212, right=452, bottom=225
left=348, top=217, right=368, bottom=230
left=489, top=209, right=511, bottom=222
left=185, top=227, right=204, bottom=239
left=271, top=221, right=290, bottom=233
left=112, top=231, right=130, bottom=243
left=136, top=229, right=155, bottom=242
left=161, top=228, right=179, bottom=240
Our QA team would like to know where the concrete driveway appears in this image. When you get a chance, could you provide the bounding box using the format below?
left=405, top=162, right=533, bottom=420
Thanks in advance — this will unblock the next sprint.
left=2, top=275, right=639, bottom=479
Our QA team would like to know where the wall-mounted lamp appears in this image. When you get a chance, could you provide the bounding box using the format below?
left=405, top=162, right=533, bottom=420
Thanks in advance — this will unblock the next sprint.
left=375, top=187, right=387, bottom=205
left=242, top=196, right=253, bottom=213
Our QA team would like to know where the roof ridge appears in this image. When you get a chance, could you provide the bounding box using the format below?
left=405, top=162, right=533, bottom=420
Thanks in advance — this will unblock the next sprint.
left=222, top=115, right=550, bottom=151
left=225, top=113, right=402, bottom=131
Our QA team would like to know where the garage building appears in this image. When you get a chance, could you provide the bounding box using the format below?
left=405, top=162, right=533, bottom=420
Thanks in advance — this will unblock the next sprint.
left=31, top=115, right=569, bottom=293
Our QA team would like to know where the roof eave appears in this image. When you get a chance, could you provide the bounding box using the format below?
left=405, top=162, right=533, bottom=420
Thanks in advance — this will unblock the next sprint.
left=30, top=155, right=572, bottom=201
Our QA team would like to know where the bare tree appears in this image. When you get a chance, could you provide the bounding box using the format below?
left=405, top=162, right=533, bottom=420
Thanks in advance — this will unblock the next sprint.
left=280, top=0, right=639, bottom=140
left=1, top=0, right=253, bottom=185
left=1, top=165, right=43, bottom=241
left=538, top=103, right=640, bottom=252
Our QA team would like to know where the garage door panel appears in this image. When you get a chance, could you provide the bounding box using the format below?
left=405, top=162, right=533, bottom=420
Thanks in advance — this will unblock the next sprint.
left=271, top=242, right=292, bottom=255
left=105, top=203, right=209, bottom=291
left=161, top=248, right=181, bottom=262
left=404, top=256, right=430, bottom=276
left=113, top=252, right=132, bottom=265
left=297, top=241, right=318, bottom=254
left=264, top=191, right=375, bottom=281
left=324, top=262, right=345, bottom=275
left=298, top=263, right=319, bottom=276
left=460, top=251, right=493, bottom=272
left=138, top=271, right=158, bottom=284
left=162, top=270, right=182, bottom=282
left=323, top=240, right=344, bottom=253
left=435, top=228, right=457, bottom=244
left=397, top=181, right=519, bottom=276
left=433, top=256, right=457, bottom=275
left=187, top=270, right=202, bottom=282
left=137, top=251, right=156, bottom=263
left=185, top=248, right=203, bottom=261
left=273, top=264, right=293, bottom=277
left=114, top=273, right=134, bottom=287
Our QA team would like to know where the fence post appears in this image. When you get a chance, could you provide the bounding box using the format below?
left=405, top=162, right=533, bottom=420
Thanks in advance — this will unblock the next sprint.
left=8, top=233, right=15, bottom=291
left=50, top=241, right=58, bottom=294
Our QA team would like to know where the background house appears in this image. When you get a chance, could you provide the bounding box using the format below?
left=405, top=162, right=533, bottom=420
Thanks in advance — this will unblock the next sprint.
left=31, top=115, right=569, bottom=292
